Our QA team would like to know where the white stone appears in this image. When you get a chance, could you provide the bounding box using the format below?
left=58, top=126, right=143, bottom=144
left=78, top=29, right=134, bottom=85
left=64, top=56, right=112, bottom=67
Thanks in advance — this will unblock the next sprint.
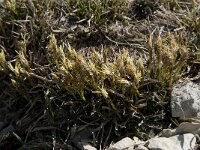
left=107, top=137, right=134, bottom=150
left=127, top=146, right=134, bottom=150
left=171, top=80, right=200, bottom=119
left=83, top=143, right=97, bottom=150
left=147, top=133, right=196, bottom=150
left=132, top=136, right=145, bottom=145
left=161, top=122, right=200, bottom=137
left=107, top=136, right=146, bottom=150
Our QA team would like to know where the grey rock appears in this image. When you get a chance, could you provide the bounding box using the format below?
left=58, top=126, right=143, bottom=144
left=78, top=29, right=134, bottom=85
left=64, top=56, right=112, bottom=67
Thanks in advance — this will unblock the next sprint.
left=70, top=126, right=96, bottom=150
left=147, top=133, right=196, bottom=150
left=171, top=80, right=200, bottom=119
left=107, top=137, right=135, bottom=150
left=161, top=122, right=200, bottom=137
left=132, top=136, right=145, bottom=145
left=83, top=143, right=97, bottom=150
left=107, top=137, right=146, bottom=150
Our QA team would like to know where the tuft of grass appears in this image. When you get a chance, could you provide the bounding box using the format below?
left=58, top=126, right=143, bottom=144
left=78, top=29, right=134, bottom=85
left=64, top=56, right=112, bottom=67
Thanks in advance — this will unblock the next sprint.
left=0, top=0, right=200, bottom=149
left=0, top=31, right=189, bottom=147
left=46, top=34, right=144, bottom=106
left=147, top=32, right=188, bottom=87
left=65, top=0, right=129, bottom=25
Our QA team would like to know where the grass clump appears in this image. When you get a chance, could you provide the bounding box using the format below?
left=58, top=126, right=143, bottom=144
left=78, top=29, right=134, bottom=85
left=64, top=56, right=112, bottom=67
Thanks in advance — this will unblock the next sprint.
left=0, top=0, right=200, bottom=149
left=65, top=0, right=128, bottom=25
left=147, top=32, right=188, bottom=87
left=0, top=32, right=189, bottom=148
